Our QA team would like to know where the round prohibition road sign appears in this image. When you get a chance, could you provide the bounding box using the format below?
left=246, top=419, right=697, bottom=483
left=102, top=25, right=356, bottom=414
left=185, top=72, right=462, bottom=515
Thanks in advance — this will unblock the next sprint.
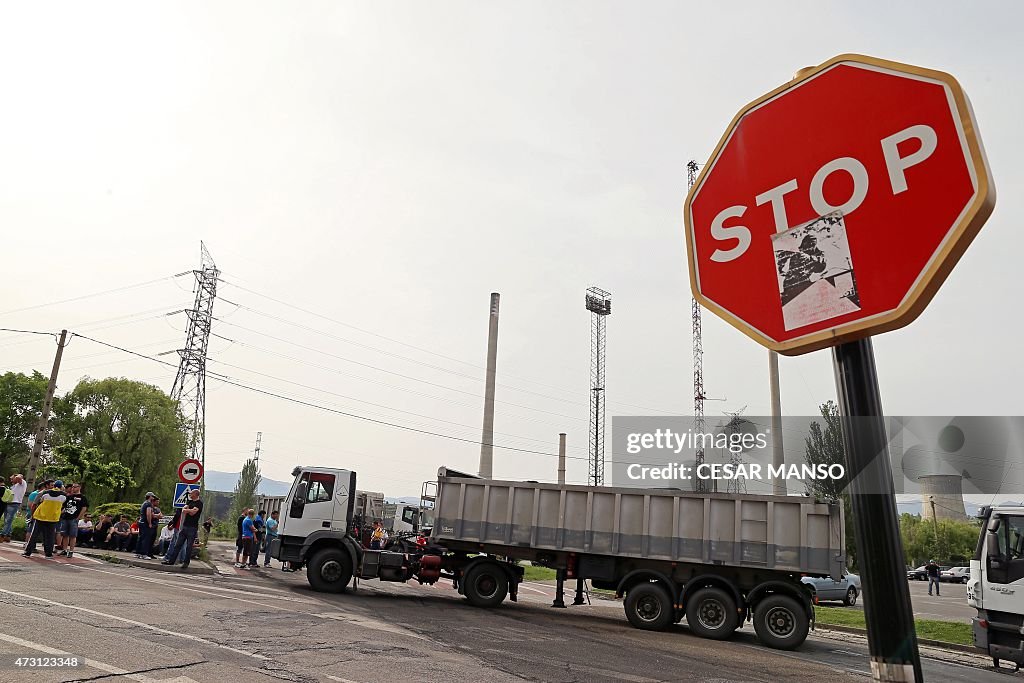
left=177, top=458, right=204, bottom=484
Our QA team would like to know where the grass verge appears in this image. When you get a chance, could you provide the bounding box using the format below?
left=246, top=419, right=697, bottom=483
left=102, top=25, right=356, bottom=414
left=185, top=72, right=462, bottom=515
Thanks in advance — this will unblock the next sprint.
left=521, top=565, right=557, bottom=582
left=815, top=606, right=972, bottom=646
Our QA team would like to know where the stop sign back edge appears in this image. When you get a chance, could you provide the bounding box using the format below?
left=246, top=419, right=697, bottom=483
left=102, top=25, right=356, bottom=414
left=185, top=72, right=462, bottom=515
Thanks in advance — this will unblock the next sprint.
left=178, top=458, right=203, bottom=484
left=684, top=53, right=995, bottom=356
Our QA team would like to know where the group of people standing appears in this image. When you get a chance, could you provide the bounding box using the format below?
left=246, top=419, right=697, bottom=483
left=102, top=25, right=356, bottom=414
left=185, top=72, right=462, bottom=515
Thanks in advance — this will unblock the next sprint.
left=0, top=473, right=28, bottom=542
left=5, top=478, right=91, bottom=559
left=233, top=507, right=279, bottom=569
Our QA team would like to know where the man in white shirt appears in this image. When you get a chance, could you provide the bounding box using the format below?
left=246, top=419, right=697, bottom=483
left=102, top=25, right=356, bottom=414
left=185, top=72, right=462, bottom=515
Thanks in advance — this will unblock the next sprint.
left=1, top=473, right=26, bottom=543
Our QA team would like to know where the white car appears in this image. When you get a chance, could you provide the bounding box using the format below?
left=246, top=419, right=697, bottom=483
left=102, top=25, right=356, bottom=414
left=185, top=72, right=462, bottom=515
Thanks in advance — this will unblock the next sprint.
left=941, top=566, right=970, bottom=583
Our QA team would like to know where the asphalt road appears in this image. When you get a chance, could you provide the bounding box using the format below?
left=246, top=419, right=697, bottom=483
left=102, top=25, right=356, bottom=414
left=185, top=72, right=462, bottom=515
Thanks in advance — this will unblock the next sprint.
left=0, top=540, right=1006, bottom=682
left=840, top=580, right=974, bottom=624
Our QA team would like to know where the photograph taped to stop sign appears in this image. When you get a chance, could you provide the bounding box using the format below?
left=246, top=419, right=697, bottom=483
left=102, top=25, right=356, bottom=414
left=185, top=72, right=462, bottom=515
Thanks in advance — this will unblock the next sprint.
left=773, top=212, right=860, bottom=330
left=684, top=53, right=995, bottom=355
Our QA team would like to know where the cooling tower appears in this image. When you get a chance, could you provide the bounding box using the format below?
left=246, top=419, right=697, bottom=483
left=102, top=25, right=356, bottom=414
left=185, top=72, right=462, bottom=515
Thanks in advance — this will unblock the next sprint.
left=919, top=474, right=967, bottom=522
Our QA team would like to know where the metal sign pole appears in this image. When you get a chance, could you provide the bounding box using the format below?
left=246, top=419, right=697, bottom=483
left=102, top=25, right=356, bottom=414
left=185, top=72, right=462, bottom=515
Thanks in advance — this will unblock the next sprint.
left=832, top=338, right=922, bottom=683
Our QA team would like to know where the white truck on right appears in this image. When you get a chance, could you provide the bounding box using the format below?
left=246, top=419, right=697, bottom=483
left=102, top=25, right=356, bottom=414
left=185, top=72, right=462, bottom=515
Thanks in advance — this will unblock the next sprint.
left=970, top=505, right=1024, bottom=670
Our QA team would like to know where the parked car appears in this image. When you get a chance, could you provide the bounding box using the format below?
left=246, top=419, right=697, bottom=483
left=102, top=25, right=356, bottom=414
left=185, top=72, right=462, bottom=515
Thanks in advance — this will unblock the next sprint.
left=802, top=569, right=862, bottom=606
left=908, top=564, right=952, bottom=580
left=908, top=565, right=927, bottom=580
left=941, top=566, right=970, bottom=583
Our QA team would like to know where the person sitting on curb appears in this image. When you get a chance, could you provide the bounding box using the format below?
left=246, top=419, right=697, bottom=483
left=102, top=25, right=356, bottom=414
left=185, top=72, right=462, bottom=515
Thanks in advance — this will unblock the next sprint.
left=111, top=515, right=133, bottom=551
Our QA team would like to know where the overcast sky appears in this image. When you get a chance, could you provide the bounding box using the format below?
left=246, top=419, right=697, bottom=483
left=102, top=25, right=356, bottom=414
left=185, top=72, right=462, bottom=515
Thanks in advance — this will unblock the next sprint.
left=1, top=2, right=1022, bottom=496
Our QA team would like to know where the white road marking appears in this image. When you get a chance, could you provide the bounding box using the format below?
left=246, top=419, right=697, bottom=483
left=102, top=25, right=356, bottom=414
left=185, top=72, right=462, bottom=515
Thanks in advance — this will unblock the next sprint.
left=0, top=588, right=267, bottom=661
left=0, top=629, right=200, bottom=682
left=325, top=675, right=361, bottom=682
left=66, top=564, right=428, bottom=642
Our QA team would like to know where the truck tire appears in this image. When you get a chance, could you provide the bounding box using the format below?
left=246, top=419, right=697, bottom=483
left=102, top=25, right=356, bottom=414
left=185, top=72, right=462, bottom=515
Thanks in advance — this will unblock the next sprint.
left=844, top=586, right=858, bottom=606
left=685, top=587, right=739, bottom=640
left=624, top=582, right=674, bottom=631
left=752, top=594, right=808, bottom=650
left=464, top=563, right=509, bottom=608
left=307, top=548, right=352, bottom=593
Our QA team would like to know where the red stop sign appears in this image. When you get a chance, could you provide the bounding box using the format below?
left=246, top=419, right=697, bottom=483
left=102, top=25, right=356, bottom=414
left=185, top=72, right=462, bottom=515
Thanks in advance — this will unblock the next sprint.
left=685, top=54, right=994, bottom=355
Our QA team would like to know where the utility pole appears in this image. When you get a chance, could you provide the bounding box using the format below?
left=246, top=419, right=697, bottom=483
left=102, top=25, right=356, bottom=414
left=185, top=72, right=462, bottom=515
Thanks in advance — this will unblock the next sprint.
left=478, top=293, right=500, bottom=479
left=769, top=350, right=786, bottom=495
left=557, top=433, right=566, bottom=485
left=26, top=330, right=68, bottom=492
left=254, top=431, right=262, bottom=465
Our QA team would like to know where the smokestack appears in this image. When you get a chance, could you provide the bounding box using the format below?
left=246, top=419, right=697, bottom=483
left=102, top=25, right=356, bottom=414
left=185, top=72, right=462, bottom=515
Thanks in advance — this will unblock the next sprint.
left=478, top=293, right=500, bottom=478
left=558, top=433, right=566, bottom=485
left=769, top=350, right=786, bottom=495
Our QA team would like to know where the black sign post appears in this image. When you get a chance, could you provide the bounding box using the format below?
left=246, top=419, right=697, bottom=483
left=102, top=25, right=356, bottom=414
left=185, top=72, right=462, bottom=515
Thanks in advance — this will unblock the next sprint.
left=833, top=338, right=923, bottom=683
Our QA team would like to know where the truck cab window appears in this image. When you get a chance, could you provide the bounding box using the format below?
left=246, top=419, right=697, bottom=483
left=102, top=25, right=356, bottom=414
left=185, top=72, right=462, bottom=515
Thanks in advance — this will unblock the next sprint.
left=991, top=515, right=1024, bottom=584
left=306, top=473, right=335, bottom=504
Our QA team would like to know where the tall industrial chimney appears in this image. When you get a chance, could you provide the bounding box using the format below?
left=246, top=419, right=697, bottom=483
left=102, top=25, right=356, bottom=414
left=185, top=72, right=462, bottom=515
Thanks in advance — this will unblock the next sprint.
left=478, top=293, right=500, bottom=479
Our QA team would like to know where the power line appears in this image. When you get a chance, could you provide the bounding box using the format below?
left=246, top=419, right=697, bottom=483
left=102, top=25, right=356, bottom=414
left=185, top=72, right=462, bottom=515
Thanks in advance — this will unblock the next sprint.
left=0, top=273, right=188, bottom=318
left=211, top=320, right=588, bottom=425
left=206, top=356, right=586, bottom=451
left=74, top=333, right=591, bottom=460
left=0, top=327, right=58, bottom=336
left=221, top=278, right=682, bottom=415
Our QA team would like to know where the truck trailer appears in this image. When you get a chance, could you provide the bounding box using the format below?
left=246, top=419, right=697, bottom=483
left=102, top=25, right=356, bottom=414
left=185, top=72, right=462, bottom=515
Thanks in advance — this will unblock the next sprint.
left=271, top=465, right=845, bottom=650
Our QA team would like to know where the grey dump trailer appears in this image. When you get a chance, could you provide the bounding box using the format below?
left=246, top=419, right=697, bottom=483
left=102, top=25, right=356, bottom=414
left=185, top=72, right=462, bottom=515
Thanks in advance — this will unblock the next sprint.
left=272, top=465, right=844, bottom=650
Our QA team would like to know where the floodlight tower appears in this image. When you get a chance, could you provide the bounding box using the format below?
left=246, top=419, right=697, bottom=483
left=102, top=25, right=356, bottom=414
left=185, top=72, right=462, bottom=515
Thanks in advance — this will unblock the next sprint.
left=688, top=160, right=709, bottom=493
left=586, top=287, right=612, bottom=487
left=171, top=242, right=219, bottom=471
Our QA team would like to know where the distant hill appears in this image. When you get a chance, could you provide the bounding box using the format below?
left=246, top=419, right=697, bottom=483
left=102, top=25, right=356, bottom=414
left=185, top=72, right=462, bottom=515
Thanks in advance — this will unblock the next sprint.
left=203, top=470, right=292, bottom=496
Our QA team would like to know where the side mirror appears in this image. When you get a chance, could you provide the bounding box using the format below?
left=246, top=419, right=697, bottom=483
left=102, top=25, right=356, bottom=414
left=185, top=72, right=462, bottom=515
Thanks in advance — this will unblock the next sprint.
left=987, top=532, right=1004, bottom=569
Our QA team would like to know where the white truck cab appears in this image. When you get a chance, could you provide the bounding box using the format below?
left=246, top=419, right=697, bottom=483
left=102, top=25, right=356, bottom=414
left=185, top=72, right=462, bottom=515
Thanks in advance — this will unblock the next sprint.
left=970, top=505, right=1024, bottom=670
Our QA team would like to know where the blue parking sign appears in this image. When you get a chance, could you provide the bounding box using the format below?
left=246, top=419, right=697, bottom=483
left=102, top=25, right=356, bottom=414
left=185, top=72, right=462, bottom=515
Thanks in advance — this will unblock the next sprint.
left=173, top=483, right=201, bottom=508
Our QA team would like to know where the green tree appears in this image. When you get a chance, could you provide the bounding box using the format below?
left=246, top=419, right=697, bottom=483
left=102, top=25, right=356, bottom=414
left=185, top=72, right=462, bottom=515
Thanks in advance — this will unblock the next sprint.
left=899, top=512, right=981, bottom=566
left=803, top=400, right=858, bottom=569
left=228, top=457, right=261, bottom=528
left=41, top=443, right=135, bottom=506
left=56, top=377, right=184, bottom=502
left=0, top=370, right=49, bottom=476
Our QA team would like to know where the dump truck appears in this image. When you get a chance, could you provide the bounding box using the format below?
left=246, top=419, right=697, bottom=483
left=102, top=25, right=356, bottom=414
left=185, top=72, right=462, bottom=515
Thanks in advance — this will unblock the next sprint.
left=270, top=465, right=845, bottom=650
left=969, top=505, right=1024, bottom=669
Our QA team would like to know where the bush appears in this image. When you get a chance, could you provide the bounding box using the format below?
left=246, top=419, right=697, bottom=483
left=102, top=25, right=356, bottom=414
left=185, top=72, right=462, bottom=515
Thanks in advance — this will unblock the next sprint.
left=93, top=502, right=140, bottom=522
left=11, top=513, right=27, bottom=541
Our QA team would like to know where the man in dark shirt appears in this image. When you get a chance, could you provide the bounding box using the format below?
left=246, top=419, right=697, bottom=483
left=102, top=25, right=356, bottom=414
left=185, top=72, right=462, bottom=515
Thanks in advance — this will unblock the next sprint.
left=926, top=559, right=942, bottom=596
left=57, top=483, right=89, bottom=558
left=136, top=492, right=160, bottom=559
left=161, top=489, right=203, bottom=569
left=93, top=514, right=113, bottom=549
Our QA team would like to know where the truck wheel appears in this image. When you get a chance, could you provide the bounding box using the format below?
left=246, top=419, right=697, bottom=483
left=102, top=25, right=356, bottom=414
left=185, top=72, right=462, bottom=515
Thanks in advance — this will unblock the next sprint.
left=844, top=587, right=858, bottom=606
left=624, top=583, right=673, bottom=631
left=685, top=587, right=739, bottom=640
left=464, top=564, right=509, bottom=607
left=753, top=594, right=808, bottom=650
left=307, top=548, right=352, bottom=593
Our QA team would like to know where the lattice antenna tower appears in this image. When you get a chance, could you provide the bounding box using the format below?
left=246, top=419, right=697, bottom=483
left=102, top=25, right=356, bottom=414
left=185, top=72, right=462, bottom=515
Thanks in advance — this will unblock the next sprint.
left=688, top=160, right=709, bottom=493
left=171, top=242, right=219, bottom=471
left=585, top=287, right=612, bottom=487
left=722, top=407, right=749, bottom=494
